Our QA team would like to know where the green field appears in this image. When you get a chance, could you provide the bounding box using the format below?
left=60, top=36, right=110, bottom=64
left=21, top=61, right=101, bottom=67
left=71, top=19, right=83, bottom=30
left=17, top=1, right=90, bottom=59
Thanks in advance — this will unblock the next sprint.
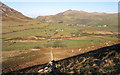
left=2, top=36, right=118, bottom=50
left=2, top=18, right=118, bottom=51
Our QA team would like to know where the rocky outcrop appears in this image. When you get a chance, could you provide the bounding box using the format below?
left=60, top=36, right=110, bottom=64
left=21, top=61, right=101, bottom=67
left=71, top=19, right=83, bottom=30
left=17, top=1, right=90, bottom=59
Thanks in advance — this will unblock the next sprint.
left=55, top=43, right=120, bottom=74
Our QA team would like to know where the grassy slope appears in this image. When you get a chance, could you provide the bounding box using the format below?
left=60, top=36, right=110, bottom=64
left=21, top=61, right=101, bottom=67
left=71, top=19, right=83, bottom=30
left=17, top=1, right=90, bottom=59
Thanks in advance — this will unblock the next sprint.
left=37, top=10, right=118, bottom=26
left=2, top=18, right=118, bottom=50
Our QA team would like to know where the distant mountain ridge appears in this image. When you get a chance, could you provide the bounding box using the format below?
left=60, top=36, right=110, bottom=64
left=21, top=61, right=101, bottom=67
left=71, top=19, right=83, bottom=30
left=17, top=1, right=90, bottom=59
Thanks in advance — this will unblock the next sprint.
left=1, top=2, right=117, bottom=26
left=37, top=9, right=118, bottom=26
left=0, top=2, right=31, bottom=21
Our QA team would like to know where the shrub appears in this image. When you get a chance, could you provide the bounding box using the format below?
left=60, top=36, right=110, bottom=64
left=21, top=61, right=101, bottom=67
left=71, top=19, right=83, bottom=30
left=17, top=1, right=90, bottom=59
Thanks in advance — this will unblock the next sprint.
left=44, top=43, right=53, bottom=48
left=33, top=46, right=41, bottom=49
left=52, top=40, right=66, bottom=48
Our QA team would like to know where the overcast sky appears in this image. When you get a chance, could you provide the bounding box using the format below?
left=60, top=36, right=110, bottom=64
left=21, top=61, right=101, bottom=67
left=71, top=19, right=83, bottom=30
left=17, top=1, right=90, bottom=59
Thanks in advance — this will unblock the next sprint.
left=2, top=1, right=118, bottom=18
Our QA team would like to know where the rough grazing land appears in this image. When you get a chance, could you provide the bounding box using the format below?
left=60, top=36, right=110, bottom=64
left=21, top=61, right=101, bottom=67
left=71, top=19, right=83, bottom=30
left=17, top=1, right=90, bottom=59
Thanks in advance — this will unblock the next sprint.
left=2, top=43, right=120, bottom=75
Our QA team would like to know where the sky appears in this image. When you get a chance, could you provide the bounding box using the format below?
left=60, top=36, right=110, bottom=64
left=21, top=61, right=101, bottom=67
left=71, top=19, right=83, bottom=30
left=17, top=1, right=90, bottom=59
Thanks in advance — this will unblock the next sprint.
left=2, top=2, right=118, bottom=18
left=1, top=0, right=119, bottom=2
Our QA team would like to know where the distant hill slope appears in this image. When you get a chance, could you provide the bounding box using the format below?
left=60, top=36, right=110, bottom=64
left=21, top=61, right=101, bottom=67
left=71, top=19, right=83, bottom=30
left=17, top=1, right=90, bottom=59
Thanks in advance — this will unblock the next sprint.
left=0, top=2, right=32, bottom=21
left=37, top=9, right=118, bottom=26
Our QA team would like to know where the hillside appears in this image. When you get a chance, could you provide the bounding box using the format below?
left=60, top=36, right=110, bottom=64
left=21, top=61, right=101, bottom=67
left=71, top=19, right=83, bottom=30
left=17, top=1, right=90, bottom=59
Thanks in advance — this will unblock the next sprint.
left=2, top=2, right=119, bottom=74
left=37, top=9, right=118, bottom=26
left=2, top=43, right=120, bottom=74
left=2, top=2, right=118, bottom=51
left=0, top=2, right=31, bottom=21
